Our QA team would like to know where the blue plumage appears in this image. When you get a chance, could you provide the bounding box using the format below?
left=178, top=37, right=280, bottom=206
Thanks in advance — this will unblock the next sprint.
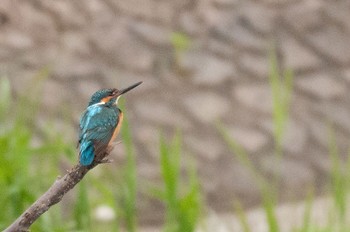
left=79, top=103, right=120, bottom=166
left=80, top=141, right=94, bottom=166
left=78, top=82, right=142, bottom=166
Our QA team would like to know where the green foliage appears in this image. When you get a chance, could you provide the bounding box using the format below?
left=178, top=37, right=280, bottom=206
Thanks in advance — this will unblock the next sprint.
left=6, top=52, right=350, bottom=232
left=219, top=49, right=350, bottom=232
left=170, top=32, right=191, bottom=67
left=0, top=74, right=203, bottom=232
left=269, top=49, right=293, bottom=156
left=118, top=108, right=138, bottom=232
left=171, top=32, right=191, bottom=55
left=328, top=126, right=347, bottom=221
left=154, top=132, right=201, bottom=232
left=233, top=199, right=251, bottom=232
left=218, top=122, right=280, bottom=232
left=0, top=77, right=10, bottom=121
left=0, top=75, right=75, bottom=231
left=216, top=50, right=292, bottom=231
left=297, top=189, right=314, bottom=232
left=74, top=182, right=91, bottom=230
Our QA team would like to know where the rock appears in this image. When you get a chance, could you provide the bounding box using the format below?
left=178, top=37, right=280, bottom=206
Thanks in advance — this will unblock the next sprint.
left=88, top=20, right=127, bottom=57
left=115, top=0, right=155, bottom=19
left=42, top=80, right=69, bottom=107
left=186, top=134, right=223, bottom=160
left=207, top=37, right=237, bottom=57
left=325, top=2, right=350, bottom=32
left=260, top=0, right=296, bottom=6
left=84, top=0, right=116, bottom=28
left=137, top=163, right=160, bottom=180
left=239, top=53, right=270, bottom=79
left=39, top=0, right=86, bottom=28
left=179, top=11, right=207, bottom=35
left=213, top=19, right=267, bottom=51
left=308, top=147, right=331, bottom=174
left=281, top=33, right=321, bottom=71
left=129, top=22, right=171, bottom=47
left=184, top=92, right=230, bottom=123
left=76, top=79, right=102, bottom=101
left=0, top=29, right=33, bottom=50
left=115, top=38, right=155, bottom=72
left=53, top=55, right=100, bottom=79
left=296, top=73, right=346, bottom=100
left=134, top=97, right=192, bottom=130
left=229, top=164, right=260, bottom=198
left=62, top=31, right=90, bottom=56
left=153, top=1, right=174, bottom=25
left=227, top=126, right=268, bottom=153
left=85, top=0, right=106, bottom=13
left=17, top=46, right=56, bottom=68
left=261, top=157, right=315, bottom=190
left=91, top=22, right=155, bottom=72
left=342, top=69, right=350, bottom=83
left=260, top=118, right=308, bottom=155
left=234, top=83, right=272, bottom=114
left=20, top=3, right=57, bottom=40
left=308, top=119, right=329, bottom=148
left=0, top=47, right=12, bottom=60
left=283, top=1, right=324, bottom=32
left=213, top=0, right=238, bottom=8
left=238, top=2, right=276, bottom=34
left=180, top=51, right=235, bottom=85
left=282, top=120, right=308, bottom=154
left=197, top=0, right=232, bottom=28
left=135, top=124, right=159, bottom=158
left=313, top=102, right=350, bottom=134
left=306, top=26, right=350, bottom=63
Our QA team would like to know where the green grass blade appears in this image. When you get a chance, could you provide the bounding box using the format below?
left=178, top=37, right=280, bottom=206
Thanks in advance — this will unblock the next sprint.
left=178, top=157, right=202, bottom=232
left=233, top=199, right=251, bottom=232
left=268, top=49, right=293, bottom=157
left=160, top=134, right=179, bottom=231
left=298, top=189, right=314, bottom=232
left=160, top=134, right=179, bottom=213
left=261, top=184, right=279, bottom=232
left=0, top=76, right=11, bottom=120
left=120, top=109, right=138, bottom=232
left=217, top=122, right=267, bottom=190
left=157, top=132, right=201, bottom=232
left=74, top=181, right=91, bottom=230
left=328, top=125, right=347, bottom=222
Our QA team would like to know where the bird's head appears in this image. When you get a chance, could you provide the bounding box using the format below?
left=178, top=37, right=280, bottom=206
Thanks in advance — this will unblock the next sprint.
left=88, top=81, right=142, bottom=106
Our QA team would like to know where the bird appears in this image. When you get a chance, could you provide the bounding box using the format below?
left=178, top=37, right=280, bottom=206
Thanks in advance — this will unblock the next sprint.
left=78, top=81, right=142, bottom=166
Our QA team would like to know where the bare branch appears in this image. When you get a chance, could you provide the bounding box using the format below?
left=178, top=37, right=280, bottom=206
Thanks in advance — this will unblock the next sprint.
left=4, top=163, right=98, bottom=232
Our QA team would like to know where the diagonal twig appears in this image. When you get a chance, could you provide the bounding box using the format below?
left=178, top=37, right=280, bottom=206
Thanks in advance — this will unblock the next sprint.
left=4, top=162, right=98, bottom=232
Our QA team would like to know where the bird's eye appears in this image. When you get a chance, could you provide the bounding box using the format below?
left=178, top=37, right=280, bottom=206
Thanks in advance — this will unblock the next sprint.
left=110, top=90, right=117, bottom=96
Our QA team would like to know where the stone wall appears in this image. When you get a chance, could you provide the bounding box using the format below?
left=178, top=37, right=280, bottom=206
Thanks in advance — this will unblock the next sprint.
left=1, top=0, right=350, bottom=224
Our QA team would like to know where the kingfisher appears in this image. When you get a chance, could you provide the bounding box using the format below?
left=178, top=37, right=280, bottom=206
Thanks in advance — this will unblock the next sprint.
left=78, top=81, right=142, bottom=166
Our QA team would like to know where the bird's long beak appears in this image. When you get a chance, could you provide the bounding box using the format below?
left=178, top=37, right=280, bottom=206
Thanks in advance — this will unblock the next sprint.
left=117, top=81, right=143, bottom=96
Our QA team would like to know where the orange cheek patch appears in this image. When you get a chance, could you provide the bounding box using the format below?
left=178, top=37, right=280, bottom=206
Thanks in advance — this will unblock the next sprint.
left=101, top=96, right=112, bottom=103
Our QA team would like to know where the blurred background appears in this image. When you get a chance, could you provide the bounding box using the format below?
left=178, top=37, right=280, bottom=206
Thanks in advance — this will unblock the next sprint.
left=1, top=0, right=350, bottom=231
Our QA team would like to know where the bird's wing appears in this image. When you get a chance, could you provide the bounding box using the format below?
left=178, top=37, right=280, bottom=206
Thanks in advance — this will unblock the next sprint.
left=79, top=104, right=120, bottom=158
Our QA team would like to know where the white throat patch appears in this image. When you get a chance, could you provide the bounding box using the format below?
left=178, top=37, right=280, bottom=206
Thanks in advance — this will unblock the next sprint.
left=115, top=96, right=121, bottom=105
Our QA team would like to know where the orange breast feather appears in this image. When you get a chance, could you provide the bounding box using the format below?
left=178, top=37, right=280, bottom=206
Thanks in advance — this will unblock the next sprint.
left=108, top=111, right=123, bottom=146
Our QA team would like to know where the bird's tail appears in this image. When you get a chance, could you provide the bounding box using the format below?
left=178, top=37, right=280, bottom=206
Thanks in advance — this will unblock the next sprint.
left=79, top=141, right=95, bottom=166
